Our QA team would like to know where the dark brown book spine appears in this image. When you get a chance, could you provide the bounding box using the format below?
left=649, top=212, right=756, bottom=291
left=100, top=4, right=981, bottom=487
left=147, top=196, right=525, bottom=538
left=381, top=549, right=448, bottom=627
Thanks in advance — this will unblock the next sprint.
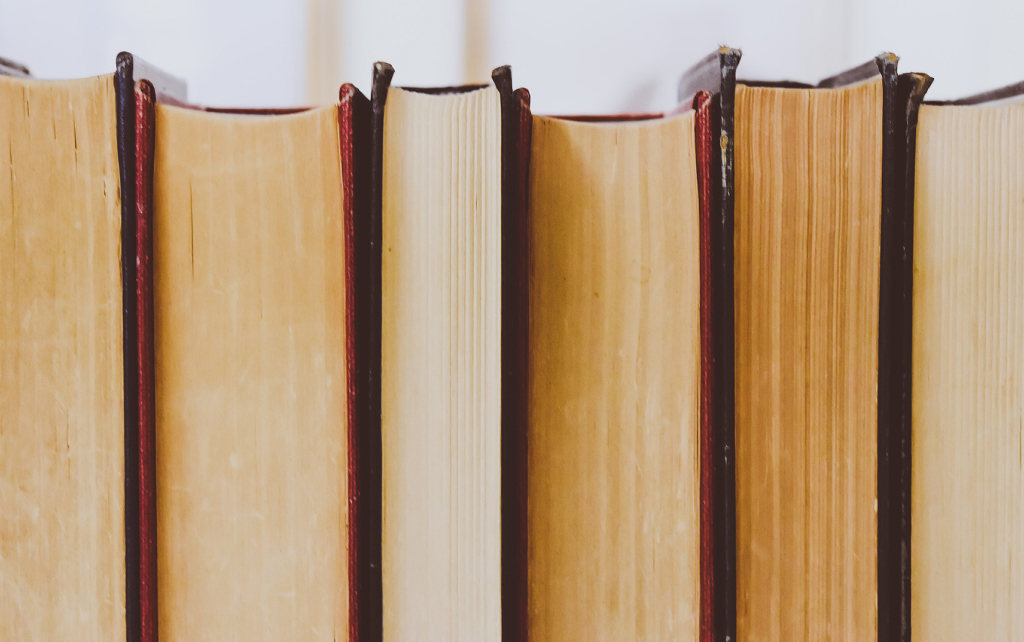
left=360, top=61, right=395, bottom=642
left=114, top=52, right=143, bottom=642
left=693, top=89, right=717, bottom=642
left=715, top=49, right=741, bottom=642
left=875, top=53, right=904, bottom=642
left=339, top=82, right=377, bottom=642
left=135, top=79, right=158, bottom=642
left=491, top=66, right=534, bottom=642
left=500, top=81, right=532, bottom=642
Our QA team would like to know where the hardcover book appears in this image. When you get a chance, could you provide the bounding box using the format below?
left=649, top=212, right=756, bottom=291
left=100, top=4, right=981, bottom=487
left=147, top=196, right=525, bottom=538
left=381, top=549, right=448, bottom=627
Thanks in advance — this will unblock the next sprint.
left=910, top=79, right=1024, bottom=642
left=0, top=53, right=185, bottom=642
left=523, top=93, right=717, bottom=642
left=678, top=48, right=930, bottom=642
left=132, top=67, right=376, bottom=642
left=374, top=64, right=530, bottom=642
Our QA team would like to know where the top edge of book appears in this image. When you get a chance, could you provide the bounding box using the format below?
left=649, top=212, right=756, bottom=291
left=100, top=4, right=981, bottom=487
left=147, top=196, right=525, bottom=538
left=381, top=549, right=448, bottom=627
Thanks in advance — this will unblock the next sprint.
left=396, top=83, right=491, bottom=96
left=926, top=78, right=1024, bottom=107
left=533, top=111, right=697, bottom=128
left=677, top=48, right=898, bottom=101
left=742, top=52, right=895, bottom=89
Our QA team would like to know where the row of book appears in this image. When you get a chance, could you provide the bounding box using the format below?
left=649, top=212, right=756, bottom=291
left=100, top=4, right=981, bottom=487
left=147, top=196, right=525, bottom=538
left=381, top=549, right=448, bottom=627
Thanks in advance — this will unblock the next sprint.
left=1, top=48, right=1021, bottom=642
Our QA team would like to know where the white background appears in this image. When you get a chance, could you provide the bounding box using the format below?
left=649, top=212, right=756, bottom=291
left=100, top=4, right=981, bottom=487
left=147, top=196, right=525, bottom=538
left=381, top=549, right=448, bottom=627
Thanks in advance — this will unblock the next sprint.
left=2, top=0, right=1023, bottom=114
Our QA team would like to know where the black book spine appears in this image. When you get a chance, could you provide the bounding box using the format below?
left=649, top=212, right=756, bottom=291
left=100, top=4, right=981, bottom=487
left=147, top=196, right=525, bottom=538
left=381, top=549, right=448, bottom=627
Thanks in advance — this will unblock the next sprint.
left=876, top=52, right=902, bottom=642
left=893, top=71, right=933, bottom=642
left=365, top=61, right=394, bottom=642
left=113, top=52, right=141, bottom=642
left=491, top=65, right=532, bottom=642
left=715, top=47, right=741, bottom=642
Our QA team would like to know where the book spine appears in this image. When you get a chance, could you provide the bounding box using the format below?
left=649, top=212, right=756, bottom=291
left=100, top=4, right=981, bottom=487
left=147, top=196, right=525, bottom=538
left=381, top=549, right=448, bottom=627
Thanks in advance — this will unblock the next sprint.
left=134, top=79, right=158, bottom=642
left=362, top=61, right=395, bottom=642
left=493, top=64, right=520, bottom=642
left=693, top=89, right=716, bottom=642
left=339, top=82, right=377, bottom=642
left=876, top=53, right=902, bottom=642
left=715, top=47, right=741, bottom=642
left=498, top=82, right=532, bottom=642
left=114, top=52, right=142, bottom=642
left=894, top=71, right=933, bottom=642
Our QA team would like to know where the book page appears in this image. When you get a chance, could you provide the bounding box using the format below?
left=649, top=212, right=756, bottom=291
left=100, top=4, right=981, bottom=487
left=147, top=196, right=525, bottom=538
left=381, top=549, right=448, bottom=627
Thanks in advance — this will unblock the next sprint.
left=381, top=85, right=502, bottom=642
left=0, top=74, right=126, bottom=641
left=152, top=104, right=348, bottom=641
left=733, top=79, right=882, bottom=641
left=912, top=101, right=1024, bottom=641
left=527, top=112, right=702, bottom=641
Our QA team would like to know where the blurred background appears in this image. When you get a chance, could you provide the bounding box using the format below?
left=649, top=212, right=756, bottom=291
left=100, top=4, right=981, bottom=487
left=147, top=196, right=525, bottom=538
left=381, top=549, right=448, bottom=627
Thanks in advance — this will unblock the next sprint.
left=2, top=0, right=1023, bottom=114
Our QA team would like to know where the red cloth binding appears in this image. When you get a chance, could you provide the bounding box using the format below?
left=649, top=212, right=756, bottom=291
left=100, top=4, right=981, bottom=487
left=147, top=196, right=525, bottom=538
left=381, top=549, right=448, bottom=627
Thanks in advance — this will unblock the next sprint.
left=693, top=89, right=716, bottom=642
left=135, top=79, right=158, bottom=642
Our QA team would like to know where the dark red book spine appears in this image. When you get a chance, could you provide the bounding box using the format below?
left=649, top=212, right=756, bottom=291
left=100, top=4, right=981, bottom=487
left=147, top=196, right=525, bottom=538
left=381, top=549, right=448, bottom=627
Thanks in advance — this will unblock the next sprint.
left=504, top=85, right=532, bottom=642
left=134, top=79, right=158, bottom=642
left=339, top=83, right=380, bottom=642
left=339, top=84, right=361, bottom=642
left=693, top=89, right=716, bottom=642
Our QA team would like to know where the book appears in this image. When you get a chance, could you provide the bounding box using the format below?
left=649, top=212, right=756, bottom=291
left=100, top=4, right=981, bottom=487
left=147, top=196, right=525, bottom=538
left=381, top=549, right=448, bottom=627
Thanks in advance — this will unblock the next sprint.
left=523, top=93, right=717, bottom=642
left=679, top=49, right=927, bottom=642
left=137, top=70, right=374, bottom=641
left=733, top=57, right=890, bottom=642
left=1, top=63, right=126, bottom=642
left=910, top=79, right=1024, bottom=642
left=375, top=64, right=529, bottom=642
left=0, top=53, right=183, bottom=642
left=9, top=41, right=1024, bottom=642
